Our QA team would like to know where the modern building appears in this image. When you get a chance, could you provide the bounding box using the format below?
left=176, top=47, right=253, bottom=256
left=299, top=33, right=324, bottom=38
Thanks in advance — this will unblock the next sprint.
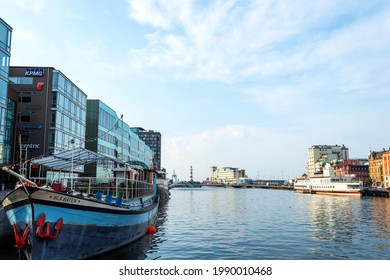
left=130, top=127, right=161, bottom=170
left=210, top=166, right=246, bottom=184
left=333, top=159, right=369, bottom=182
left=0, top=18, right=12, bottom=185
left=85, top=100, right=153, bottom=181
left=8, top=66, right=87, bottom=180
left=4, top=88, right=18, bottom=165
left=368, top=149, right=384, bottom=187
left=307, top=144, right=349, bottom=176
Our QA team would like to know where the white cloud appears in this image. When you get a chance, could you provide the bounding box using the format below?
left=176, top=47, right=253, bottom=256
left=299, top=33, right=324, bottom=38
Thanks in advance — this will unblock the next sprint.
left=4, top=0, right=389, bottom=181
left=163, top=124, right=307, bottom=181
left=12, top=28, right=34, bottom=42
left=127, top=0, right=183, bottom=29
left=125, top=0, right=390, bottom=91
left=243, top=85, right=309, bottom=113
left=127, top=1, right=390, bottom=180
left=63, top=40, right=124, bottom=79
left=0, top=0, right=49, bottom=13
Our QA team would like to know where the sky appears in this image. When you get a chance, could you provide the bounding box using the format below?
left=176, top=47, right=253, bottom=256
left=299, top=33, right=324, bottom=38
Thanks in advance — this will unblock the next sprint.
left=1, top=0, right=390, bottom=182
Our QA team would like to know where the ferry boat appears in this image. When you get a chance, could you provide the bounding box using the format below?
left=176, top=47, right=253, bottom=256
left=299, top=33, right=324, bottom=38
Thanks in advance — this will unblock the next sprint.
left=294, top=163, right=363, bottom=196
left=1, top=147, right=159, bottom=260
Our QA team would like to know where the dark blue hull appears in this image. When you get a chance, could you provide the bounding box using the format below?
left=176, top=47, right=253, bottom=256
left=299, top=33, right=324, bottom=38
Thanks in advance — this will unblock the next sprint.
left=3, top=186, right=159, bottom=259
left=27, top=221, right=154, bottom=259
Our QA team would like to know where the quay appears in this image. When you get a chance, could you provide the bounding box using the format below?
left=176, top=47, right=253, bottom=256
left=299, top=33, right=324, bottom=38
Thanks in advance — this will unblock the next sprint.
left=361, top=188, right=390, bottom=198
left=254, top=184, right=294, bottom=191
left=199, top=183, right=293, bottom=190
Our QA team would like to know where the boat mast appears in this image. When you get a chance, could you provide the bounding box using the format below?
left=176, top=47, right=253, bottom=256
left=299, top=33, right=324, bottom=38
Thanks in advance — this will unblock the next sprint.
left=2, top=166, right=37, bottom=187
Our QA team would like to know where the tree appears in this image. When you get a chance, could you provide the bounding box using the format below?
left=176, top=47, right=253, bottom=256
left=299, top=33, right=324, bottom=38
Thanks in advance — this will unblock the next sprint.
left=364, top=177, right=373, bottom=187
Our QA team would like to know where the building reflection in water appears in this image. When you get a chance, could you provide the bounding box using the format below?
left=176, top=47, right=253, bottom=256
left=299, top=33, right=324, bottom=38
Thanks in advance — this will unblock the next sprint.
left=307, top=194, right=390, bottom=258
left=91, top=201, right=169, bottom=260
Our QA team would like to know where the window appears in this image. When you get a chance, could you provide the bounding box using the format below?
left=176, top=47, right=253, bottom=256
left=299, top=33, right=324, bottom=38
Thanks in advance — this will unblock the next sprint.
left=18, top=96, right=32, bottom=103
left=9, top=77, right=33, bottom=84
left=0, top=79, right=7, bottom=105
left=21, top=134, right=29, bottom=142
left=52, top=92, right=57, bottom=107
left=0, top=55, right=10, bottom=79
left=0, top=107, right=5, bottom=132
left=50, top=113, right=56, bottom=126
left=52, top=71, right=58, bottom=89
left=19, top=115, right=30, bottom=122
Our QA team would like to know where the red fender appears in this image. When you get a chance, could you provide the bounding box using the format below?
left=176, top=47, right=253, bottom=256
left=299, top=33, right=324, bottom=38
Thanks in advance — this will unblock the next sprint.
left=44, top=218, right=63, bottom=240
left=13, top=223, right=29, bottom=250
left=35, top=213, right=46, bottom=238
left=36, top=213, right=63, bottom=240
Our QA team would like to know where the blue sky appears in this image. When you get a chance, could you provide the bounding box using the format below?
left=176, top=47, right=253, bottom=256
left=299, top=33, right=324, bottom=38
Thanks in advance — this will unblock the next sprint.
left=1, top=0, right=390, bottom=181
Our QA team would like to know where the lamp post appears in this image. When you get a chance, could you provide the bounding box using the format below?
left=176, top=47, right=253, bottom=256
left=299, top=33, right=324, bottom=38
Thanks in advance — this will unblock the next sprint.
left=70, top=139, right=75, bottom=190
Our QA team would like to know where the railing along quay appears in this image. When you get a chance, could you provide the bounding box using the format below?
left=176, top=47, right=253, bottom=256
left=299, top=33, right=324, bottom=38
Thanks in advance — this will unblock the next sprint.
left=254, top=184, right=294, bottom=190
left=200, top=183, right=294, bottom=190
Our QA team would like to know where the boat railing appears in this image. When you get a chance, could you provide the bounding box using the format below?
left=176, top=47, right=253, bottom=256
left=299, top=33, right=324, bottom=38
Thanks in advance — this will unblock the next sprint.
left=331, top=177, right=361, bottom=183
left=29, top=176, right=155, bottom=200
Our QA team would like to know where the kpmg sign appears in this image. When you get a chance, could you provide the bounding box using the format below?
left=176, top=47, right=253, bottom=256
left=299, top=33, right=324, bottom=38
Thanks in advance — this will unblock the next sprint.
left=25, top=68, right=45, bottom=77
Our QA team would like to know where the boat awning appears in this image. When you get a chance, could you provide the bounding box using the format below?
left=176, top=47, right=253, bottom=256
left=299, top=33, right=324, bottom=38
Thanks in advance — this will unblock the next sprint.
left=31, top=147, right=108, bottom=171
left=127, top=160, right=150, bottom=170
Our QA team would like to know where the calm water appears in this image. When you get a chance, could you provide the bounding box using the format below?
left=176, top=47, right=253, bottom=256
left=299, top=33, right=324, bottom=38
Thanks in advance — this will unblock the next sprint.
left=2, top=187, right=390, bottom=260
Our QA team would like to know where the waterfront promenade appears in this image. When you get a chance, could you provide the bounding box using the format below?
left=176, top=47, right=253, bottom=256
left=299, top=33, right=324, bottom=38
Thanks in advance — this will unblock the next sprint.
left=200, top=183, right=293, bottom=190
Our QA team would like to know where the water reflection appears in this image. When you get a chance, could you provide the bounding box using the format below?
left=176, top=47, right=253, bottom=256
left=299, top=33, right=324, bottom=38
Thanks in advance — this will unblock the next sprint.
left=309, top=195, right=361, bottom=243
left=92, top=200, right=169, bottom=260
left=305, top=194, right=390, bottom=259
left=370, top=197, right=390, bottom=239
left=2, top=188, right=390, bottom=260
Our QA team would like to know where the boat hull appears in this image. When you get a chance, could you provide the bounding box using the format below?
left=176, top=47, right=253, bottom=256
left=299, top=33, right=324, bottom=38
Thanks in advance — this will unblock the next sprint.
left=0, top=207, right=13, bottom=242
left=294, top=187, right=361, bottom=196
left=0, top=190, right=13, bottom=242
left=2, top=186, right=158, bottom=260
left=294, top=182, right=362, bottom=196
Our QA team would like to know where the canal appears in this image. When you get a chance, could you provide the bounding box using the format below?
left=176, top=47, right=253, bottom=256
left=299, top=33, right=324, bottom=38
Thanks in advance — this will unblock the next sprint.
left=1, top=187, right=390, bottom=260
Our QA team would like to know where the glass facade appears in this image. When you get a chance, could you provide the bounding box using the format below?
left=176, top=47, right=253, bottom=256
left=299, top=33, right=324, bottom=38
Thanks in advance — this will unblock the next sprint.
left=131, top=127, right=162, bottom=170
left=46, top=70, right=87, bottom=177
left=0, top=18, right=12, bottom=164
left=50, top=70, right=87, bottom=154
left=3, top=97, right=16, bottom=164
left=86, top=100, right=153, bottom=179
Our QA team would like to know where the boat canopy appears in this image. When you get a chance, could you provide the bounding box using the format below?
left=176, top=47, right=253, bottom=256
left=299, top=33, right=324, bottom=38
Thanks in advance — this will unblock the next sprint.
left=31, top=147, right=110, bottom=171
left=31, top=147, right=149, bottom=172
left=127, top=160, right=150, bottom=170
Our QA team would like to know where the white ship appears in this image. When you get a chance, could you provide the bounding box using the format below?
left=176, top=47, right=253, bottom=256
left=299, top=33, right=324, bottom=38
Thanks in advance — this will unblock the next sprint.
left=294, top=163, right=363, bottom=196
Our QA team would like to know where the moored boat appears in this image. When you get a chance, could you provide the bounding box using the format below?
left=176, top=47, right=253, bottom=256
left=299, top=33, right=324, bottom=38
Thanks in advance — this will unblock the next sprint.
left=0, top=190, right=13, bottom=243
left=1, top=149, right=159, bottom=260
left=294, top=163, right=362, bottom=196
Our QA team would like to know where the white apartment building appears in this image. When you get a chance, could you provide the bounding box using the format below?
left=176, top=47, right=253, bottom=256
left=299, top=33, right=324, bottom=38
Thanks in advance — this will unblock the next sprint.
left=210, top=166, right=246, bottom=184
left=307, top=144, right=349, bottom=176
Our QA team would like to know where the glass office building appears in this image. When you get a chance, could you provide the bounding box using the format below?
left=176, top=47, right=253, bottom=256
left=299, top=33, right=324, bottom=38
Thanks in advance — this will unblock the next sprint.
left=85, top=100, right=153, bottom=180
left=0, top=18, right=12, bottom=165
left=131, top=127, right=162, bottom=171
left=50, top=69, right=87, bottom=154
left=8, top=67, right=87, bottom=179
